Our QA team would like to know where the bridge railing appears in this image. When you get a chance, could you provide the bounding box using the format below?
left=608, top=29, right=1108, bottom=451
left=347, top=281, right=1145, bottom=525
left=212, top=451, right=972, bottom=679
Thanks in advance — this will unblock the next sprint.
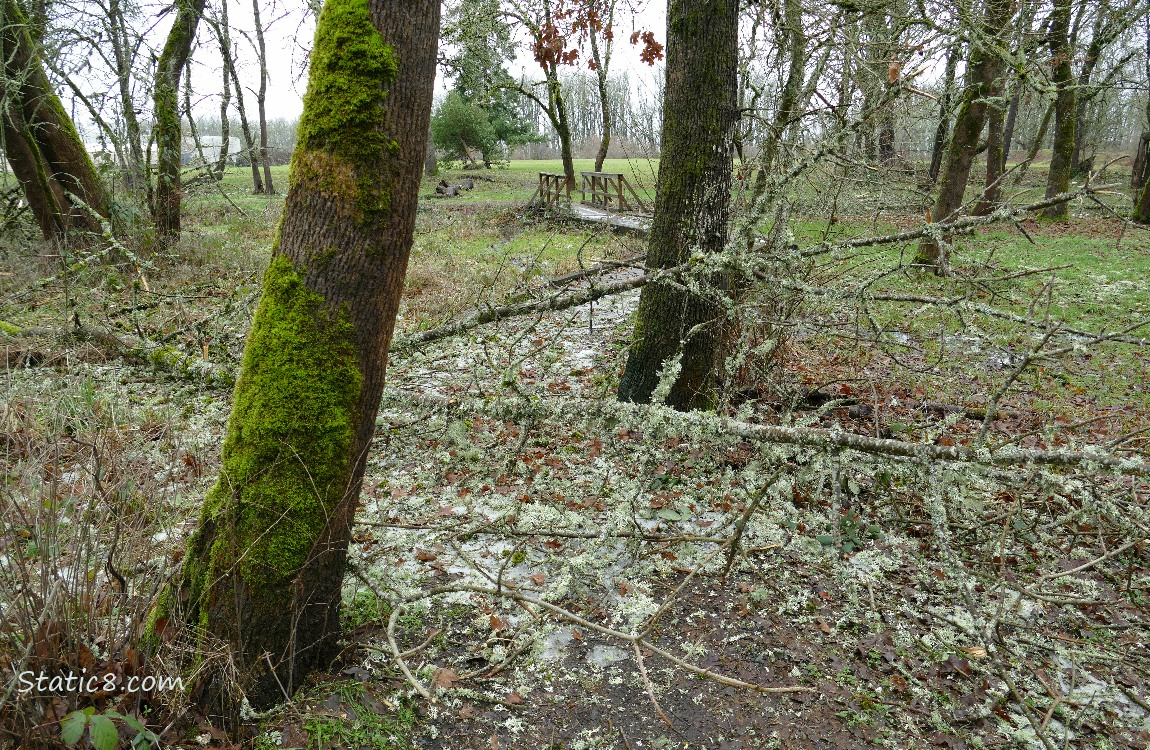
left=580, top=171, right=648, bottom=214
left=530, top=172, right=572, bottom=207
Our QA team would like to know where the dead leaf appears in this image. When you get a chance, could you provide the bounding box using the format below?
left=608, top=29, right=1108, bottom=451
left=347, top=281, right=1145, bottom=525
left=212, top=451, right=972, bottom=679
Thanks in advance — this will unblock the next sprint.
left=962, top=646, right=988, bottom=659
left=529, top=572, right=546, bottom=586
left=490, top=615, right=507, bottom=631
left=432, top=667, right=459, bottom=690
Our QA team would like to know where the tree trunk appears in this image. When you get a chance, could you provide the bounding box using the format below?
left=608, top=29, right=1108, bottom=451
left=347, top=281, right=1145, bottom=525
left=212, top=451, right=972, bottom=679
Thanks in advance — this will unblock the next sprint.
left=927, top=43, right=960, bottom=185
left=0, top=0, right=109, bottom=241
left=974, top=76, right=1006, bottom=215
left=1041, top=0, right=1075, bottom=220
left=916, top=0, right=1012, bottom=271
left=213, top=0, right=232, bottom=176
left=158, top=0, right=439, bottom=726
left=252, top=0, right=276, bottom=193
left=590, top=14, right=613, bottom=174
left=1015, top=97, right=1054, bottom=185
left=616, top=0, right=737, bottom=410
left=1133, top=19, right=1150, bottom=224
left=152, top=0, right=207, bottom=240
left=548, top=65, right=576, bottom=186
left=227, top=49, right=265, bottom=193
left=108, top=0, right=145, bottom=190
left=1000, top=83, right=1021, bottom=170
left=1135, top=139, right=1150, bottom=222
left=761, top=0, right=805, bottom=176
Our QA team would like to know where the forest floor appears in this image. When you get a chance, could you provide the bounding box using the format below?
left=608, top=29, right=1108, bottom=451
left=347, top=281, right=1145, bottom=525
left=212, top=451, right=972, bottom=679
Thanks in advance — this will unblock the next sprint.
left=2, top=158, right=1150, bottom=750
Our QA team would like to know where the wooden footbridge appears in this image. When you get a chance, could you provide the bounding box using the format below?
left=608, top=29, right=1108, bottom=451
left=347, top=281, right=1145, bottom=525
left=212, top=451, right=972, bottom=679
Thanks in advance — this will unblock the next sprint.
left=530, top=171, right=652, bottom=236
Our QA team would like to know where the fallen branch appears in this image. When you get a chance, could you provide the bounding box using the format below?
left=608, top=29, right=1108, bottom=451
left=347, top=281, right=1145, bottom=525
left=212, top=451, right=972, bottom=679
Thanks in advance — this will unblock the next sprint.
left=0, top=317, right=235, bottom=386
left=390, top=186, right=1116, bottom=354
left=385, top=389, right=1150, bottom=476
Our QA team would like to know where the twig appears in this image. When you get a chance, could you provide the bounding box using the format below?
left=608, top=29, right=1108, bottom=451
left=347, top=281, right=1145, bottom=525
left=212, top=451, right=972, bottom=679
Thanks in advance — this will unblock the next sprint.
left=417, top=583, right=813, bottom=694
left=632, top=642, right=673, bottom=728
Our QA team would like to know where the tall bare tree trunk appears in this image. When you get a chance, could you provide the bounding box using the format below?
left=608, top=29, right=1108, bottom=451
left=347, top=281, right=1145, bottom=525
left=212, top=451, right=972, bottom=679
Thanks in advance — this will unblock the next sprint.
left=0, top=0, right=109, bottom=241
left=1041, top=0, right=1075, bottom=220
left=213, top=0, right=231, bottom=176
left=916, top=0, right=1012, bottom=272
left=108, top=0, right=145, bottom=190
left=927, top=43, right=960, bottom=185
left=152, top=0, right=207, bottom=240
left=207, top=11, right=263, bottom=192
left=616, top=0, right=737, bottom=410
left=589, top=2, right=614, bottom=173
left=251, top=0, right=275, bottom=193
left=156, top=0, right=439, bottom=728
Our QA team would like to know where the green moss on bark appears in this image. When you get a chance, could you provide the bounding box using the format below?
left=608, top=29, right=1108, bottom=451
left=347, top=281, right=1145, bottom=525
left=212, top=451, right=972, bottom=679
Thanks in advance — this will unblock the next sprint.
left=183, top=254, right=363, bottom=615
left=290, top=0, right=397, bottom=223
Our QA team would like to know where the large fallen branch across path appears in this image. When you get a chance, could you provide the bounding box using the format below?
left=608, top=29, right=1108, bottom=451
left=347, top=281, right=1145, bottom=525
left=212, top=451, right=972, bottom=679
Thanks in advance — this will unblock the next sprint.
left=382, top=389, right=1150, bottom=476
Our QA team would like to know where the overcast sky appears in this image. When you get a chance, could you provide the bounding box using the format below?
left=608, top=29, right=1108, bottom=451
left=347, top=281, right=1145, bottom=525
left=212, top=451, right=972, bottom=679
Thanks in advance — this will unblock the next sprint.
left=179, top=0, right=666, bottom=123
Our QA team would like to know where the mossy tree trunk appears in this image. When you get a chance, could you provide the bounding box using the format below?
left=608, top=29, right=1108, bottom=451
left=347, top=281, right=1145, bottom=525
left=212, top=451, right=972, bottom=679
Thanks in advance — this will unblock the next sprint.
left=152, top=0, right=207, bottom=240
left=616, top=0, right=737, bottom=410
left=759, top=0, right=805, bottom=177
left=1041, top=0, right=1075, bottom=220
left=916, top=0, right=1012, bottom=272
left=0, top=0, right=109, bottom=241
left=162, top=0, right=439, bottom=726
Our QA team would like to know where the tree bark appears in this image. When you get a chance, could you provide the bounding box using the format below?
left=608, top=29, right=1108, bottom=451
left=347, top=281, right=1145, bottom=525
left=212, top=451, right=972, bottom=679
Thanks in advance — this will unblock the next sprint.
left=1041, top=0, right=1075, bottom=220
left=974, top=76, right=1007, bottom=215
left=0, top=0, right=109, bottom=241
left=206, top=12, right=263, bottom=192
left=157, top=0, right=439, bottom=726
left=213, top=0, right=232, bottom=176
left=152, top=0, right=207, bottom=241
left=108, top=0, right=146, bottom=190
left=550, top=66, right=576, bottom=185
left=228, top=47, right=265, bottom=192
left=616, top=0, right=737, bottom=410
left=1133, top=18, right=1150, bottom=224
left=916, top=0, right=1012, bottom=271
left=251, top=0, right=276, bottom=193
left=589, top=4, right=613, bottom=174
left=927, top=43, right=960, bottom=185
left=1000, top=83, right=1020, bottom=170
